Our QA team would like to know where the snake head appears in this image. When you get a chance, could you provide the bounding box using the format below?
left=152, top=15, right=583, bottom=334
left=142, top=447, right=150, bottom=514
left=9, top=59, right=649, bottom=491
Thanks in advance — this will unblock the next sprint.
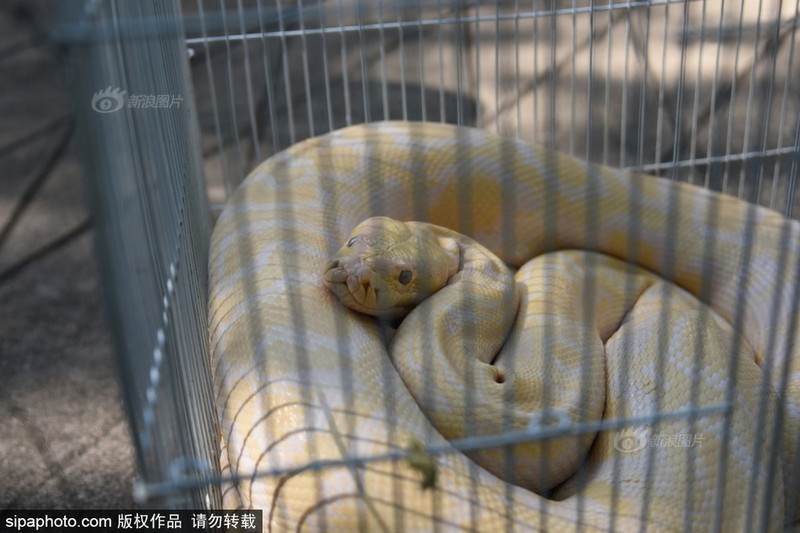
left=323, top=216, right=460, bottom=321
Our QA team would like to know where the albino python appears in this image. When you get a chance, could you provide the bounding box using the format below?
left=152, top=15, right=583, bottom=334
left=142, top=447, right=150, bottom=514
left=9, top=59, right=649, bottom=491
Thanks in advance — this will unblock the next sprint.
left=208, top=121, right=800, bottom=531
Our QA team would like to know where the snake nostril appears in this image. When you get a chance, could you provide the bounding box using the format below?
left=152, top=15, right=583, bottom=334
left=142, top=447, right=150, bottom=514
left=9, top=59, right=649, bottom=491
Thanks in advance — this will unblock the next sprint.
left=493, top=368, right=505, bottom=384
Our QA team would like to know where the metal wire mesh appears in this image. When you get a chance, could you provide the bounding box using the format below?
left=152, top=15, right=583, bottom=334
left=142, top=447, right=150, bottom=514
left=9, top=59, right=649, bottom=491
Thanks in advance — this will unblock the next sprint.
left=59, top=0, right=800, bottom=529
left=57, top=0, right=219, bottom=509
left=190, top=0, right=800, bottom=217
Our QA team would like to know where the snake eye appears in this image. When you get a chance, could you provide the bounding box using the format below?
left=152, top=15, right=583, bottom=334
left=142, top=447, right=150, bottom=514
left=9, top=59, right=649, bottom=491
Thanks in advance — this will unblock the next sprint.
left=347, top=236, right=357, bottom=248
left=398, top=270, right=412, bottom=285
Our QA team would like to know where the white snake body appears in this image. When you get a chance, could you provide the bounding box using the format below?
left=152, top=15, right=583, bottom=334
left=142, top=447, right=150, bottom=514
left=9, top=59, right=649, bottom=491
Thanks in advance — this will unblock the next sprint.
left=208, top=121, right=800, bottom=531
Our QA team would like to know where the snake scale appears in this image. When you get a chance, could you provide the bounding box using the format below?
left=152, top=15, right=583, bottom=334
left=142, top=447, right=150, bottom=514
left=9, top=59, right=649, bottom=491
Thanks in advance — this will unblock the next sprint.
left=208, top=121, right=800, bottom=531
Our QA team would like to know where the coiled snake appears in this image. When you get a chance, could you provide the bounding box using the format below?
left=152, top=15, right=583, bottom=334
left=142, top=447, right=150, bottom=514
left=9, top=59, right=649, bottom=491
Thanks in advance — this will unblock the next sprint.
left=208, top=121, right=800, bottom=531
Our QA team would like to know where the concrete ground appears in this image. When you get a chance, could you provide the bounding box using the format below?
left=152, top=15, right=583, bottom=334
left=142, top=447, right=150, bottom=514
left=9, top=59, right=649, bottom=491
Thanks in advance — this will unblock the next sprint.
left=0, top=1, right=136, bottom=509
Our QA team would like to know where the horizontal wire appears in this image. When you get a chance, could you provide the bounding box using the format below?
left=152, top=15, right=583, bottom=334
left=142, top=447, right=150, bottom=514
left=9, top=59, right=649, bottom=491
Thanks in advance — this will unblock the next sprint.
left=134, top=402, right=729, bottom=501
left=54, top=0, right=708, bottom=44
left=184, top=0, right=703, bottom=45
left=626, top=144, right=800, bottom=173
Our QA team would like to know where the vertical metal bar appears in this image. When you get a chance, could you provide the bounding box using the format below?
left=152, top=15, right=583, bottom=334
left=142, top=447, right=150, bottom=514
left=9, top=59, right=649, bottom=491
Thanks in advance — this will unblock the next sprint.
left=736, top=0, right=767, bottom=201
left=585, top=0, right=595, bottom=163
left=745, top=144, right=800, bottom=531
left=377, top=0, right=390, bottom=121
left=711, top=180, right=760, bottom=531
left=576, top=5, right=598, bottom=526
left=768, top=1, right=800, bottom=212
left=653, top=1, right=670, bottom=174
left=275, top=0, right=297, bottom=144
left=720, top=0, right=748, bottom=196
left=640, top=3, right=686, bottom=526
left=635, top=2, right=653, bottom=170
left=195, top=0, right=232, bottom=194
left=317, top=0, right=335, bottom=133
left=708, top=2, right=768, bottom=517
left=682, top=2, right=709, bottom=527
left=760, top=212, right=800, bottom=528
left=436, top=0, right=446, bottom=122
left=548, top=0, right=556, bottom=148
left=472, top=0, right=481, bottom=128
left=451, top=122, right=478, bottom=533
left=355, top=0, right=371, bottom=123
left=269, top=151, right=330, bottom=530
left=495, top=0, right=502, bottom=133
left=532, top=0, right=541, bottom=144
left=703, top=0, right=728, bottom=190
left=602, top=0, right=613, bottom=165
left=337, top=0, right=353, bottom=126
left=569, top=0, right=577, bottom=154
left=743, top=7, right=791, bottom=521
left=297, top=0, right=318, bottom=138
left=234, top=0, right=262, bottom=164
left=416, top=0, right=427, bottom=122
left=396, top=0, right=408, bottom=121
left=608, top=5, right=635, bottom=530
left=667, top=0, right=691, bottom=180
left=751, top=0, right=784, bottom=209
left=514, top=0, right=521, bottom=136
left=254, top=0, right=281, bottom=155
left=618, top=2, right=632, bottom=168
left=764, top=114, right=800, bottom=530
left=687, top=0, right=709, bottom=186
left=786, top=101, right=800, bottom=220
left=317, top=133, right=370, bottom=532
left=454, top=0, right=466, bottom=126
left=218, top=0, right=246, bottom=182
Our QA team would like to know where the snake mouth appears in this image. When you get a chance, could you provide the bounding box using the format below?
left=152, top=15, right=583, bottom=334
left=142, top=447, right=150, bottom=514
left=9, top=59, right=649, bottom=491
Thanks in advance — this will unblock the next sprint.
left=323, top=260, right=382, bottom=313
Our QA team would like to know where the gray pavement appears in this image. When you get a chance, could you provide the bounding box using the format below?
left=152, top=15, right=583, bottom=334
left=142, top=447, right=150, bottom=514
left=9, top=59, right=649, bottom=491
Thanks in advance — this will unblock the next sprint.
left=0, top=1, right=136, bottom=510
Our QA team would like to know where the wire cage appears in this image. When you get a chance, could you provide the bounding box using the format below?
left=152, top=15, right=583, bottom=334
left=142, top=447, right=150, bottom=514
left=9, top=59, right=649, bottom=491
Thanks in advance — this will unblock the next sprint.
left=57, top=0, right=800, bottom=530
